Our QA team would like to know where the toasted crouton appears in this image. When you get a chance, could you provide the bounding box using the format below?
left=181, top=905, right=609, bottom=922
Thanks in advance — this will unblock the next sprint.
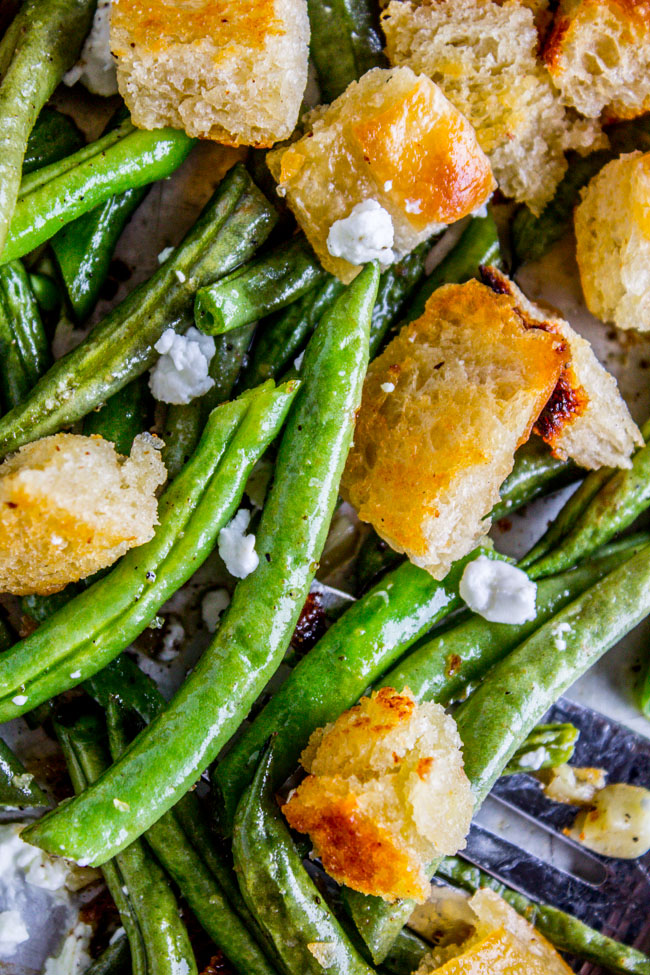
left=340, top=280, right=568, bottom=579
left=544, top=0, right=650, bottom=120
left=267, top=66, right=495, bottom=282
left=574, top=152, right=650, bottom=333
left=0, top=433, right=166, bottom=595
left=481, top=267, right=643, bottom=467
left=381, top=0, right=605, bottom=214
left=110, top=0, right=310, bottom=146
left=283, top=688, right=473, bottom=903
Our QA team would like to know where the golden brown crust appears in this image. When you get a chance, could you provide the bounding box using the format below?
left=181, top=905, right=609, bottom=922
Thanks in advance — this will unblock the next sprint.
left=0, top=433, right=165, bottom=595
left=283, top=777, right=430, bottom=902
left=341, top=279, right=567, bottom=566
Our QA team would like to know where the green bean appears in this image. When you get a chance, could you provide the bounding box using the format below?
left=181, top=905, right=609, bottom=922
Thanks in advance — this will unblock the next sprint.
left=502, top=722, right=578, bottom=775
left=52, top=186, right=149, bottom=323
left=491, top=436, right=577, bottom=522
left=57, top=708, right=197, bottom=975
left=344, top=541, right=650, bottom=962
left=378, top=536, right=648, bottom=709
left=23, top=107, right=84, bottom=176
left=524, top=423, right=650, bottom=580
left=0, top=735, right=48, bottom=806
left=233, top=745, right=377, bottom=975
left=403, top=214, right=501, bottom=326
left=215, top=546, right=507, bottom=832
left=437, top=857, right=650, bottom=975
left=3, top=122, right=193, bottom=265
left=0, top=381, right=297, bottom=720
left=0, top=259, right=50, bottom=409
left=641, top=659, right=650, bottom=718
left=380, top=928, right=431, bottom=975
left=0, top=164, right=277, bottom=458
left=83, top=379, right=150, bottom=456
left=195, top=236, right=327, bottom=335
left=0, top=0, right=95, bottom=255
left=86, top=655, right=281, bottom=966
left=368, top=243, right=431, bottom=357
left=82, top=934, right=131, bottom=975
left=25, top=264, right=380, bottom=865
left=307, top=0, right=384, bottom=102
left=511, top=115, right=650, bottom=266
left=240, top=280, right=345, bottom=390
left=28, top=272, right=61, bottom=315
left=104, top=695, right=280, bottom=975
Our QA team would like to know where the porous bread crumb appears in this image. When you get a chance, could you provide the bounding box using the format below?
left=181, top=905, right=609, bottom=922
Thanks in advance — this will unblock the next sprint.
left=0, top=433, right=166, bottom=595
left=110, top=0, right=309, bottom=146
left=381, top=0, right=605, bottom=214
left=415, top=888, right=572, bottom=974
left=267, top=66, right=494, bottom=282
left=544, top=0, right=650, bottom=119
left=481, top=267, right=643, bottom=467
left=575, top=152, right=650, bottom=333
left=340, top=279, right=568, bottom=579
left=283, top=687, right=473, bottom=903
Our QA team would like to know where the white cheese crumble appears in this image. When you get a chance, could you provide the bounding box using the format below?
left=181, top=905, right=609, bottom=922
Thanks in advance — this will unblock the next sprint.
left=11, top=695, right=27, bottom=707
left=459, top=556, right=537, bottom=625
left=381, top=382, right=395, bottom=393
left=201, top=588, right=231, bottom=632
left=326, top=200, right=395, bottom=268
left=517, top=746, right=548, bottom=770
left=159, top=618, right=185, bottom=661
left=218, top=509, right=259, bottom=579
left=0, top=910, right=29, bottom=955
left=63, top=0, right=117, bottom=96
left=44, top=921, right=93, bottom=975
left=112, top=798, right=129, bottom=812
left=70, top=671, right=81, bottom=680
left=0, top=824, right=71, bottom=892
left=157, top=246, right=174, bottom=264
left=149, top=327, right=216, bottom=405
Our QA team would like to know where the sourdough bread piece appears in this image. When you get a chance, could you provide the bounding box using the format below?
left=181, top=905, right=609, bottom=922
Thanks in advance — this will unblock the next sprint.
left=481, top=267, right=643, bottom=465
left=110, top=0, right=310, bottom=146
left=340, top=280, right=568, bottom=579
left=283, top=687, right=473, bottom=903
left=574, top=152, right=650, bottom=333
left=381, top=0, right=604, bottom=214
left=267, top=66, right=495, bottom=282
left=0, top=433, right=166, bottom=595
left=544, top=0, right=650, bottom=119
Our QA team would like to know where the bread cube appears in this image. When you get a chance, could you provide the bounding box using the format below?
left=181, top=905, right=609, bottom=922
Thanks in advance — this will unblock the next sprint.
left=382, top=0, right=605, bottom=214
left=267, top=66, right=495, bottom=282
left=481, top=267, right=643, bottom=467
left=110, top=0, right=310, bottom=146
left=0, top=433, right=166, bottom=595
left=283, top=688, right=473, bottom=903
left=340, top=279, right=568, bottom=579
left=575, top=152, right=650, bottom=333
left=544, top=0, right=650, bottom=119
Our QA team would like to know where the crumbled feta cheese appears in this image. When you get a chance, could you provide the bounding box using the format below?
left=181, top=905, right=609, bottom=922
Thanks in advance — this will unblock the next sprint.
left=149, top=327, right=216, bottom=405
left=174, top=269, right=187, bottom=284
left=159, top=618, right=185, bottom=661
left=326, top=200, right=395, bottom=267
left=0, top=824, right=71, bottom=892
left=459, top=556, right=537, bottom=624
left=201, top=588, right=231, bottom=632
left=157, top=246, right=174, bottom=264
left=294, top=350, right=306, bottom=371
left=113, top=798, right=129, bottom=812
left=69, top=670, right=81, bottom=680
left=0, top=910, right=29, bottom=955
left=11, top=696, right=27, bottom=707
left=381, top=382, right=395, bottom=393
left=218, top=509, right=259, bottom=579
left=517, top=747, right=548, bottom=770
left=44, top=921, right=93, bottom=975
left=63, top=0, right=117, bottom=96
